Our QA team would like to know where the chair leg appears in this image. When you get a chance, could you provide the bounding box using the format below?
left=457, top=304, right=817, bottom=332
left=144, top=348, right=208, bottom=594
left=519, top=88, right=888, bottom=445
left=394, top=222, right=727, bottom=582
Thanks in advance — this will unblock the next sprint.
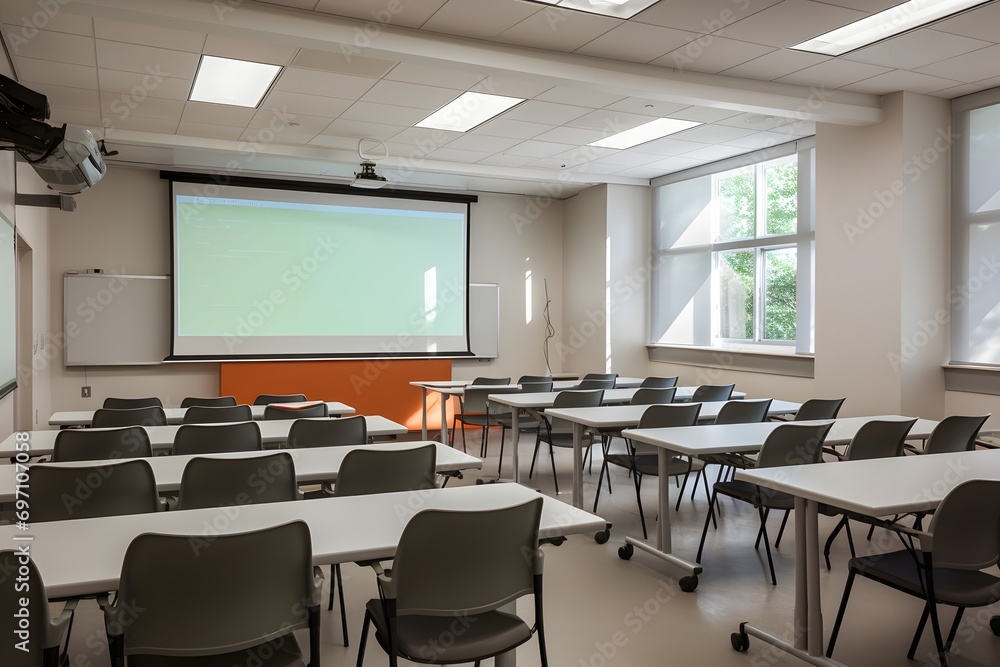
left=696, top=488, right=718, bottom=563
left=548, top=443, right=559, bottom=494
left=676, top=466, right=691, bottom=512
left=593, top=456, right=605, bottom=514
left=634, top=471, right=647, bottom=541
left=775, top=509, right=790, bottom=548
left=757, top=505, right=778, bottom=585
left=826, top=567, right=857, bottom=658
left=907, top=604, right=930, bottom=660
left=755, top=508, right=770, bottom=549
left=823, top=516, right=849, bottom=571
left=355, top=609, right=371, bottom=667
left=498, top=431, right=506, bottom=478
left=331, top=563, right=349, bottom=646
left=529, top=438, right=541, bottom=478
left=945, top=607, right=965, bottom=652
left=922, top=553, right=949, bottom=667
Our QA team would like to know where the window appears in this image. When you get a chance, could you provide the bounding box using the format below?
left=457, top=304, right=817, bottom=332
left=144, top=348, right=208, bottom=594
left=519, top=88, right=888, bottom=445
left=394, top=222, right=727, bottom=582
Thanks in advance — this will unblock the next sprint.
left=650, top=141, right=814, bottom=353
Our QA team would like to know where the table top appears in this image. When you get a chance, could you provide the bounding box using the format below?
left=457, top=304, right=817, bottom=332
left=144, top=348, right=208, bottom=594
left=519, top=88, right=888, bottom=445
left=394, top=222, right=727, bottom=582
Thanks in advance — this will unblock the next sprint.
left=544, top=399, right=801, bottom=428
left=1, top=483, right=606, bottom=599
left=48, top=402, right=356, bottom=427
left=738, top=449, right=1000, bottom=517
left=410, top=377, right=647, bottom=393
left=0, top=441, right=480, bottom=502
left=622, top=416, right=940, bottom=457
left=488, top=386, right=747, bottom=409
left=0, top=415, right=407, bottom=458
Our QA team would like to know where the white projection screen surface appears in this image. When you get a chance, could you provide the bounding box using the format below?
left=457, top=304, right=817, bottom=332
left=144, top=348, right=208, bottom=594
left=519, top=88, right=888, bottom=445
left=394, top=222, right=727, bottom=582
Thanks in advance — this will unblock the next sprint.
left=168, top=180, right=473, bottom=360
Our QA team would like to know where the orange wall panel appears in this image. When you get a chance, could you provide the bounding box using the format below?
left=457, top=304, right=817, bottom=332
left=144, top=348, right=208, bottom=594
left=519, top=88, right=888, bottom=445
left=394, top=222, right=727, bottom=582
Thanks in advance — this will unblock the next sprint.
left=220, top=359, right=455, bottom=431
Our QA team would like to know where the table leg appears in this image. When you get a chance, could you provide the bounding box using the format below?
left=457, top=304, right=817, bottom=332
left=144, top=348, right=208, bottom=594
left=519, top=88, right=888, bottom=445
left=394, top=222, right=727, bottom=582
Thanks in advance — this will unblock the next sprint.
left=571, top=422, right=583, bottom=509
left=439, top=392, right=449, bottom=445
left=621, top=448, right=702, bottom=591
left=509, top=408, right=520, bottom=483
left=420, top=387, right=428, bottom=441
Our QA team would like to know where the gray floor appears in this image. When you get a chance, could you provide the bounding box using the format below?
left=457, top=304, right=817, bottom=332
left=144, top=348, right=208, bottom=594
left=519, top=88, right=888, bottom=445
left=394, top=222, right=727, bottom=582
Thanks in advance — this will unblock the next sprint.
left=55, top=429, right=1000, bottom=667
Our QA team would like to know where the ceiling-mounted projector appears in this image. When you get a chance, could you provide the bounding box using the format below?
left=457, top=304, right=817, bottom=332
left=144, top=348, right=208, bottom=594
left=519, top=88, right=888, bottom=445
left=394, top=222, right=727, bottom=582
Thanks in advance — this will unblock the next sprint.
left=0, top=74, right=106, bottom=194
left=351, top=160, right=388, bottom=189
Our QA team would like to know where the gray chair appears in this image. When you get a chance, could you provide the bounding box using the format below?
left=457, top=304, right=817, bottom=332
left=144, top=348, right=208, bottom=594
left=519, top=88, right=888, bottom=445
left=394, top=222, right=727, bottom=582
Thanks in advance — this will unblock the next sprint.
left=470, top=376, right=511, bottom=386
left=492, top=380, right=554, bottom=476
left=640, top=376, right=678, bottom=388
left=356, top=497, right=547, bottom=667
left=696, top=422, right=834, bottom=585
left=101, top=521, right=321, bottom=667
left=447, top=377, right=511, bottom=449
left=576, top=378, right=615, bottom=390
left=179, top=395, right=237, bottom=408
left=821, top=418, right=917, bottom=570
left=792, top=397, right=846, bottom=421
left=529, top=389, right=604, bottom=494
left=253, top=393, right=307, bottom=405
left=103, top=396, right=162, bottom=409
left=690, top=383, right=735, bottom=402
left=181, top=403, right=253, bottom=424
left=329, top=445, right=438, bottom=646
left=451, top=386, right=518, bottom=455
left=92, top=406, right=167, bottom=428
left=597, top=403, right=703, bottom=538
left=264, top=402, right=329, bottom=420
left=592, top=386, right=677, bottom=493
left=691, top=398, right=775, bottom=497
left=1, top=550, right=77, bottom=667
left=827, top=479, right=1000, bottom=667
left=29, top=459, right=161, bottom=522
left=582, top=372, right=617, bottom=383
left=288, top=414, right=368, bottom=448
left=172, top=421, right=263, bottom=455
left=53, top=426, right=152, bottom=461
left=517, top=374, right=553, bottom=384
left=176, top=452, right=299, bottom=509
left=912, top=413, right=990, bottom=454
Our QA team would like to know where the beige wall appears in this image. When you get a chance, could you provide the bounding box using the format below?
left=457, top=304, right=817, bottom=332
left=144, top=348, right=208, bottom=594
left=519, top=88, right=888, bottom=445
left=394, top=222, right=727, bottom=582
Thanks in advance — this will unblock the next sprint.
left=0, top=153, right=14, bottom=436
left=562, top=186, right=609, bottom=375
left=607, top=184, right=651, bottom=377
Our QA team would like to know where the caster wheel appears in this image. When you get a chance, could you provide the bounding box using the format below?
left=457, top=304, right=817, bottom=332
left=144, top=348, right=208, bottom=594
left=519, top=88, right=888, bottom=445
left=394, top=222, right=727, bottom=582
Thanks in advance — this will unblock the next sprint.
left=618, top=544, right=634, bottom=560
left=731, top=632, right=749, bottom=652
left=475, top=479, right=484, bottom=485
left=679, top=575, right=699, bottom=592
left=990, top=616, right=1000, bottom=637
left=594, top=529, right=610, bottom=544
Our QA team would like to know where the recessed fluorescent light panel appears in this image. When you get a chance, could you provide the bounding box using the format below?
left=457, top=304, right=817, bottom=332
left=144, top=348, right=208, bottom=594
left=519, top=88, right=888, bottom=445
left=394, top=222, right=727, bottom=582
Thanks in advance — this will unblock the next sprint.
left=189, top=55, right=282, bottom=107
left=527, top=0, right=661, bottom=19
left=792, top=0, right=993, bottom=56
left=416, top=92, right=525, bottom=132
left=589, top=118, right=703, bottom=149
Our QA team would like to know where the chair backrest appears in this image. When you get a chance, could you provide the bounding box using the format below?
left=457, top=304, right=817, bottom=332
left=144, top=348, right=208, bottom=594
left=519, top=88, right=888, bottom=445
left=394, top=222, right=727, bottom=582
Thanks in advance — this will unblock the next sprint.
left=176, top=453, right=298, bottom=509
left=253, top=393, right=307, bottom=405
left=923, top=414, right=991, bottom=454
left=927, top=479, right=1000, bottom=570
left=630, top=387, right=677, bottom=405
left=287, top=415, right=367, bottom=449
left=519, top=379, right=553, bottom=393
left=264, top=403, right=329, bottom=420
left=333, top=445, right=437, bottom=497
left=639, top=376, right=678, bottom=388
left=470, top=376, right=511, bottom=386
left=637, top=403, right=702, bottom=429
left=53, top=426, right=152, bottom=461
left=576, top=378, right=615, bottom=390
left=113, top=521, right=315, bottom=657
left=517, top=375, right=552, bottom=384
left=179, top=396, right=237, bottom=408
left=172, top=421, right=263, bottom=456
left=690, top=384, right=736, bottom=402
left=714, top=398, right=774, bottom=425
left=459, top=386, right=501, bottom=414
left=103, top=396, right=162, bottom=409
left=843, top=418, right=917, bottom=461
left=793, top=398, right=846, bottom=421
left=0, top=551, right=57, bottom=664
left=545, top=389, right=604, bottom=433
left=755, top=422, right=834, bottom=468
left=582, top=373, right=617, bottom=382
left=92, top=406, right=167, bottom=428
left=391, top=497, right=543, bottom=617
left=30, top=460, right=159, bottom=521
left=181, top=404, right=253, bottom=424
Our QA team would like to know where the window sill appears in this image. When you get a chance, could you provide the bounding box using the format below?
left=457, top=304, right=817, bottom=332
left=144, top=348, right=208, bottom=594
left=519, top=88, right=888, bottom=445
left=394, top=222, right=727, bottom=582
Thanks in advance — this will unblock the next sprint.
left=647, top=344, right=814, bottom=378
left=943, top=364, right=1000, bottom=396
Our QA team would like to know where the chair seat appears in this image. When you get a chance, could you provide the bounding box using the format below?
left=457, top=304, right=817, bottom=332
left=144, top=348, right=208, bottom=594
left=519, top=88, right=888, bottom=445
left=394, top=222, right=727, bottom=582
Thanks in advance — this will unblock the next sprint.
left=544, top=431, right=591, bottom=448
left=714, top=480, right=796, bottom=510
left=365, top=599, right=532, bottom=663
left=455, top=413, right=492, bottom=427
left=852, top=551, right=1000, bottom=608
left=129, top=638, right=305, bottom=667
left=605, top=453, right=697, bottom=477
left=701, top=452, right=757, bottom=469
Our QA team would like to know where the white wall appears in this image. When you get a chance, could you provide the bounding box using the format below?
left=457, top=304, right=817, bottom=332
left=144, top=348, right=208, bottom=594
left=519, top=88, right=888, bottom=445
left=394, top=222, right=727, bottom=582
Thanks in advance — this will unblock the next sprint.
left=562, top=186, right=609, bottom=374
left=0, top=153, right=15, bottom=437
left=607, top=184, right=651, bottom=377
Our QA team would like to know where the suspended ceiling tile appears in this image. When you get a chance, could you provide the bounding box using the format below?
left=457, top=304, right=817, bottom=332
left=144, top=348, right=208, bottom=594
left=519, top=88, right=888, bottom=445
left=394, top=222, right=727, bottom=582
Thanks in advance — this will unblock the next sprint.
left=273, top=67, right=377, bottom=100
left=469, top=74, right=554, bottom=100
left=839, top=69, right=964, bottom=95
left=359, top=80, right=460, bottom=110
left=632, top=136, right=710, bottom=156
left=383, top=62, right=486, bottom=89
left=471, top=118, right=554, bottom=140
left=530, top=126, right=608, bottom=145
left=247, top=110, right=332, bottom=133
left=843, top=29, right=992, bottom=70
left=29, top=83, right=99, bottom=112
left=46, top=107, right=102, bottom=128
left=318, top=118, right=407, bottom=140
left=682, top=143, right=751, bottom=161
left=443, top=134, right=523, bottom=153
left=96, top=40, right=201, bottom=79
left=534, top=85, right=627, bottom=110
left=774, top=58, right=891, bottom=88
left=916, top=44, right=1000, bottom=85
left=313, top=0, right=449, bottom=28
left=420, top=0, right=542, bottom=39
left=388, top=126, right=461, bottom=151
left=475, top=153, right=538, bottom=168
left=575, top=22, right=700, bottom=63
left=93, top=18, right=206, bottom=53
left=99, top=93, right=185, bottom=120
left=291, top=48, right=396, bottom=78
left=671, top=123, right=758, bottom=143
left=633, top=0, right=783, bottom=33
left=590, top=150, right=663, bottom=167
left=339, top=100, right=429, bottom=125
left=426, top=146, right=495, bottom=162
left=652, top=37, right=775, bottom=74
left=501, top=100, right=592, bottom=125
left=203, top=34, right=300, bottom=66
left=719, top=0, right=868, bottom=49
left=307, top=133, right=364, bottom=150
left=923, top=1, right=1000, bottom=44
left=504, top=139, right=578, bottom=158
left=669, top=106, right=744, bottom=123
left=602, top=97, right=690, bottom=118
left=722, top=49, right=830, bottom=80
left=15, top=57, right=97, bottom=90
left=97, top=68, right=193, bottom=101
left=0, top=0, right=94, bottom=37
left=4, top=26, right=96, bottom=65
left=564, top=109, right=659, bottom=133
left=260, top=90, right=353, bottom=118
left=178, top=121, right=246, bottom=141
left=107, top=115, right=179, bottom=133
left=496, top=8, right=620, bottom=52
left=180, top=101, right=257, bottom=127
left=723, top=130, right=794, bottom=149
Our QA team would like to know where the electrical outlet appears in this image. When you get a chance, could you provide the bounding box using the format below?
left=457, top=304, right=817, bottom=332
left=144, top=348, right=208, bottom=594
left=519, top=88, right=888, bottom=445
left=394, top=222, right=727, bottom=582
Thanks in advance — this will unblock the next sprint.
left=81, top=386, right=91, bottom=398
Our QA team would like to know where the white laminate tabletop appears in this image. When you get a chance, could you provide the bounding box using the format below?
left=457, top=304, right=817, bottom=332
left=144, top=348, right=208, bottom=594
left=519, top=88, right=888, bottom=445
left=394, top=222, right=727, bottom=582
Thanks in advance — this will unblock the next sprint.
left=544, top=399, right=801, bottom=428
left=0, top=415, right=407, bottom=458
left=0, top=483, right=607, bottom=599
left=489, top=386, right=749, bottom=409
left=0, top=441, right=479, bottom=502
left=47, top=402, right=356, bottom=427
left=622, top=416, right=940, bottom=457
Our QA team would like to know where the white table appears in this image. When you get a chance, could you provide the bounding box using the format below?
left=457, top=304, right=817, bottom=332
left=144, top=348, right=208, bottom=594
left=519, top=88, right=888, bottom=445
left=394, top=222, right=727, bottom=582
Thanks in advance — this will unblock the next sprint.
left=0, top=415, right=406, bottom=458
left=47, top=402, right=356, bottom=427
left=619, top=416, right=939, bottom=592
left=734, top=448, right=1000, bottom=666
left=1, top=482, right=604, bottom=666
left=0, top=441, right=479, bottom=502
left=409, top=377, right=649, bottom=442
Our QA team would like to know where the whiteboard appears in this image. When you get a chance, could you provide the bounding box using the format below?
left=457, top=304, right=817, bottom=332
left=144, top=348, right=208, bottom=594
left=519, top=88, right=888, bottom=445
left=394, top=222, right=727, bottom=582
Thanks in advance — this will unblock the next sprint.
left=469, top=283, right=499, bottom=359
left=64, top=274, right=170, bottom=366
